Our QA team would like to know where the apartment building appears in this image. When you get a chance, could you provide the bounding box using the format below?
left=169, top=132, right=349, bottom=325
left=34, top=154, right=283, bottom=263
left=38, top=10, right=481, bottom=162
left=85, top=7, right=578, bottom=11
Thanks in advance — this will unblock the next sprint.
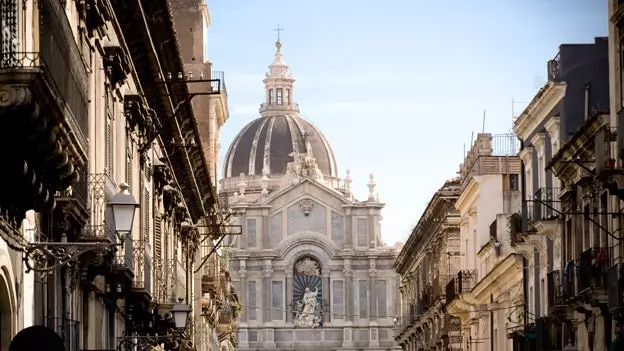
left=513, top=37, right=610, bottom=350
left=444, top=133, right=523, bottom=351
left=0, top=0, right=236, bottom=350
left=393, top=179, right=462, bottom=351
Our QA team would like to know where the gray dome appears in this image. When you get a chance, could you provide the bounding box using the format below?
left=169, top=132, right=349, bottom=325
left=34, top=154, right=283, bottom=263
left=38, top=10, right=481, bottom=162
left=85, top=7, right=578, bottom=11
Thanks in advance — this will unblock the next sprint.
left=223, top=115, right=338, bottom=178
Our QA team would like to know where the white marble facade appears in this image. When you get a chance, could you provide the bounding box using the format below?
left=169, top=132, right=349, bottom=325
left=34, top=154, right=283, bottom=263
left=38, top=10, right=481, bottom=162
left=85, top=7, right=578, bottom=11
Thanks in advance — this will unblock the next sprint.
left=220, top=39, right=401, bottom=350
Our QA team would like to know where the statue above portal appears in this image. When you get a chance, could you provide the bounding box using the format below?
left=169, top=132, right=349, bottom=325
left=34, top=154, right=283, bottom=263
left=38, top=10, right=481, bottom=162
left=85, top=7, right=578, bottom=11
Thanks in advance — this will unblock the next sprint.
left=293, top=287, right=321, bottom=328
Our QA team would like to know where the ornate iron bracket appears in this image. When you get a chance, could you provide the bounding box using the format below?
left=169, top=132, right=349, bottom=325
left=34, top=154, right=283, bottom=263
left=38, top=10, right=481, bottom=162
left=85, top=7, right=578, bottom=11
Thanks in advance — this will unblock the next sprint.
left=116, top=332, right=189, bottom=351
left=23, top=241, right=117, bottom=274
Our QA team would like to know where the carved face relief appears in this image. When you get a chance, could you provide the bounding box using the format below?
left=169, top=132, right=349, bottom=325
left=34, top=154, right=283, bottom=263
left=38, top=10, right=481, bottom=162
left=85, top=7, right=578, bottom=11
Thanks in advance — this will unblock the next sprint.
left=299, top=198, right=315, bottom=216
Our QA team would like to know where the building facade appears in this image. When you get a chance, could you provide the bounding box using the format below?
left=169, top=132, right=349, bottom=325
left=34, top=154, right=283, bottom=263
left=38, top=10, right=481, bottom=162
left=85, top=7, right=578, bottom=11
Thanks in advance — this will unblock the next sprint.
left=513, top=37, right=610, bottom=350
left=393, top=180, right=462, bottom=351
left=443, top=133, right=524, bottom=351
left=221, top=39, right=402, bottom=350
left=0, top=0, right=234, bottom=350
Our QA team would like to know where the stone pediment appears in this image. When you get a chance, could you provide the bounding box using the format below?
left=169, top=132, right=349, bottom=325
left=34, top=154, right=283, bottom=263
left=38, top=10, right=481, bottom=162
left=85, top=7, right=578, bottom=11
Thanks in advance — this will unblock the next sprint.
left=264, top=178, right=349, bottom=215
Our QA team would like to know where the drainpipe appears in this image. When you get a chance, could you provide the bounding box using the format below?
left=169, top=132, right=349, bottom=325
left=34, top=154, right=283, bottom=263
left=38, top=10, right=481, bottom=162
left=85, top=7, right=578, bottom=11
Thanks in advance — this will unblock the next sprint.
left=584, top=82, right=591, bottom=121
left=490, top=294, right=495, bottom=351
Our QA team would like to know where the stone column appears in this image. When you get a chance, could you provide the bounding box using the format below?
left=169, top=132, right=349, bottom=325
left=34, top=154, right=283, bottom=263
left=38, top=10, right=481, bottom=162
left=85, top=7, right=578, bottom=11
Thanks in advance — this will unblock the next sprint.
left=238, top=259, right=248, bottom=323
left=345, top=209, right=353, bottom=249
left=369, top=259, right=377, bottom=320
left=262, top=261, right=273, bottom=323
left=285, top=270, right=293, bottom=323
left=322, top=269, right=331, bottom=324
left=343, top=263, right=354, bottom=322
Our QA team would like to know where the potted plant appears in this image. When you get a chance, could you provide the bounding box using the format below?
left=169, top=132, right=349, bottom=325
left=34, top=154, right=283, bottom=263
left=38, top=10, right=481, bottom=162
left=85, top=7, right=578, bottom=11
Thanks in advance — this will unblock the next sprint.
left=507, top=212, right=523, bottom=245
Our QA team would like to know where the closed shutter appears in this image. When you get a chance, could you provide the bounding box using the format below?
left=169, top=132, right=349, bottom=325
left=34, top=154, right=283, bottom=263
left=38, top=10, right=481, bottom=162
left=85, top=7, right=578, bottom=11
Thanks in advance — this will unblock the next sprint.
left=154, top=214, right=162, bottom=261
left=143, top=187, right=150, bottom=242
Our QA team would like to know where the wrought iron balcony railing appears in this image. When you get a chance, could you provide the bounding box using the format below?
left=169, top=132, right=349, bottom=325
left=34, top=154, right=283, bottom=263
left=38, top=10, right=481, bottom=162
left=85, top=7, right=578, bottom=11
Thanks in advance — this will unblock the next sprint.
left=562, top=260, right=577, bottom=299
left=132, top=239, right=152, bottom=295
left=211, top=71, right=227, bottom=95
left=153, top=258, right=177, bottom=304
left=526, top=187, right=561, bottom=224
left=54, top=164, right=88, bottom=212
left=86, top=173, right=117, bottom=242
left=578, top=246, right=610, bottom=293
left=0, top=0, right=89, bottom=141
left=445, top=270, right=477, bottom=305
left=547, top=52, right=561, bottom=82
left=608, top=263, right=624, bottom=312
left=547, top=270, right=563, bottom=308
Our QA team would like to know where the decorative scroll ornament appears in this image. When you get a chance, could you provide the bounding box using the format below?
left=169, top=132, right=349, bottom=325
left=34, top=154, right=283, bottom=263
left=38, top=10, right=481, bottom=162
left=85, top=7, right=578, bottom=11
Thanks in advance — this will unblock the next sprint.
left=294, top=257, right=320, bottom=276
left=298, top=198, right=314, bottom=216
left=23, top=242, right=113, bottom=277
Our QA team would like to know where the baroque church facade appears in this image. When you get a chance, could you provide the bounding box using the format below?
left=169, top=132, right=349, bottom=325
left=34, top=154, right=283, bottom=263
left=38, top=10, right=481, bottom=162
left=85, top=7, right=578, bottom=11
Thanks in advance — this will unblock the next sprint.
left=220, top=39, right=402, bottom=350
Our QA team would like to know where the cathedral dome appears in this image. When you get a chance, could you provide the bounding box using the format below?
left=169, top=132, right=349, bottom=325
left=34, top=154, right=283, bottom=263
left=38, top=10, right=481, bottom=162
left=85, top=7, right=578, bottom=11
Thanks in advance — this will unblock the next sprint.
left=223, top=115, right=338, bottom=178
left=222, top=39, right=338, bottom=180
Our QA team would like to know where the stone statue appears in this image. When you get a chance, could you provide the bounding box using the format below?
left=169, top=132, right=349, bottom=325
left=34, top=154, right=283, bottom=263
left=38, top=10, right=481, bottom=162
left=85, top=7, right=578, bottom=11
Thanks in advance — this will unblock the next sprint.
left=293, top=287, right=321, bottom=328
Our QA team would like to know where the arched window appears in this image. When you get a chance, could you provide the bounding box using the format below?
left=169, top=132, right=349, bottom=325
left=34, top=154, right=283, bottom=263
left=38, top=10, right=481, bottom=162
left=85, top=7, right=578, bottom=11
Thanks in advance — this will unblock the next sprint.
left=292, top=256, right=323, bottom=328
left=276, top=88, right=283, bottom=104
left=269, top=89, right=275, bottom=105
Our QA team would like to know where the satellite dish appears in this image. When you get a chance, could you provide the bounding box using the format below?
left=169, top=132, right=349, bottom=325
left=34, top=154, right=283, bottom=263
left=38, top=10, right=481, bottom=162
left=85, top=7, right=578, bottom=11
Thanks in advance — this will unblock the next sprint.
left=10, top=325, right=65, bottom=351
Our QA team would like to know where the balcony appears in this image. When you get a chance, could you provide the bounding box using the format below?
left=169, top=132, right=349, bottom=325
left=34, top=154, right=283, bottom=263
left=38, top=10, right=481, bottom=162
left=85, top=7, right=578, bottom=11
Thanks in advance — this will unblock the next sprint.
left=524, top=187, right=561, bottom=235
left=0, top=0, right=88, bottom=220
left=547, top=270, right=564, bottom=309
left=547, top=52, right=561, bottom=82
left=577, top=247, right=610, bottom=303
left=608, top=263, right=624, bottom=313
left=0, top=0, right=89, bottom=142
left=131, top=239, right=152, bottom=298
left=562, top=260, right=577, bottom=300
left=445, top=270, right=477, bottom=305
left=153, top=258, right=185, bottom=304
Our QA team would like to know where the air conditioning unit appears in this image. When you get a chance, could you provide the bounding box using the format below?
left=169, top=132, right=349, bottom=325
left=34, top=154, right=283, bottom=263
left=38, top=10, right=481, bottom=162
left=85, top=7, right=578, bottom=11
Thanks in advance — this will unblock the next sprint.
left=608, top=263, right=624, bottom=312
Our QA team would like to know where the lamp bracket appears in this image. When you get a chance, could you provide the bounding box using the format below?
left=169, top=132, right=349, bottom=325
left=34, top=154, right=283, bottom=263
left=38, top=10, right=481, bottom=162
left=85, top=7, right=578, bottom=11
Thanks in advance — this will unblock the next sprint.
left=24, top=241, right=117, bottom=274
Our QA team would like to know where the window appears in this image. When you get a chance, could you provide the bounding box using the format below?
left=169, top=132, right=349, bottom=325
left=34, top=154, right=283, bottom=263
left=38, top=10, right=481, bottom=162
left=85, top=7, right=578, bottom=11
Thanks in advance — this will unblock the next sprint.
left=247, top=281, right=257, bottom=320
left=509, top=174, right=519, bottom=190
left=358, top=280, right=368, bottom=318
left=143, top=188, right=151, bottom=241
left=271, top=281, right=283, bottom=320
left=357, top=218, right=368, bottom=247
left=332, top=280, right=344, bottom=320
left=276, top=88, right=283, bottom=104
left=269, top=89, right=275, bottom=105
left=376, top=280, right=387, bottom=318
left=246, top=219, right=257, bottom=248
left=106, top=117, right=113, bottom=176
left=286, top=89, right=290, bottom=104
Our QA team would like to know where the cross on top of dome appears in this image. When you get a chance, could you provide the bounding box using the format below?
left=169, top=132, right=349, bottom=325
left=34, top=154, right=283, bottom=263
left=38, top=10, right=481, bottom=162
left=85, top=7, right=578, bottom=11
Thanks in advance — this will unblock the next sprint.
left=262, top=25, right=297, bottom=117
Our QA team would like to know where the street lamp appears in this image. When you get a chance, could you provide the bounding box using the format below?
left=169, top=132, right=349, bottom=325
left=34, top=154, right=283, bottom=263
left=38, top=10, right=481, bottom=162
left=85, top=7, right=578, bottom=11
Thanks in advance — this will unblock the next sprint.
left=24, top=183, right=140, bottom=274
left=108, top=182, right=139, bottom=243
left=171, top=299, right=192, bottom=330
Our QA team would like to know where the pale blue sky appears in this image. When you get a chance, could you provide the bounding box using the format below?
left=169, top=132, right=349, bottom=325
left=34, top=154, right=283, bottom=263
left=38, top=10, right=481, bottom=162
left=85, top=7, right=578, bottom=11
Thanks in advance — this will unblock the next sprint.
left=206, top=0, right=607, bottom=244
